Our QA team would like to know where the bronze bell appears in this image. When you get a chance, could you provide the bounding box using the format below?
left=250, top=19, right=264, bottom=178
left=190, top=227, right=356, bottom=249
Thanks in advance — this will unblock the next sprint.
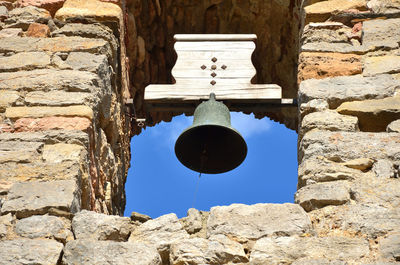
left=175, top=93, right=247, bottom=174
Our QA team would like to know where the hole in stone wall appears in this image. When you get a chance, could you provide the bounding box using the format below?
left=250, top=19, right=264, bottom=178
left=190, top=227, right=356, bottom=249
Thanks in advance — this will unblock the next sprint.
left=124, top=113, right=297, bottom=218
left=124, top=0, right=302, bottom=217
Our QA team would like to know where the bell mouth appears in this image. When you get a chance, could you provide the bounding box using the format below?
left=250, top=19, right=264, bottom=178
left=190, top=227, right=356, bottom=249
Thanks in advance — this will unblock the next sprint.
left=175, top=124, right=247, bottom=174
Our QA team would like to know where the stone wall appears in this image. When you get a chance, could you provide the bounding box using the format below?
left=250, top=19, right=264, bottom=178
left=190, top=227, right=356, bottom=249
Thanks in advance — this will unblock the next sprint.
left=0, top=0, right=400, bottom=264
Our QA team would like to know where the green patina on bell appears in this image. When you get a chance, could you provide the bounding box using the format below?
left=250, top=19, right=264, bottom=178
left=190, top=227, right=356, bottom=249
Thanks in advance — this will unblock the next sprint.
left=175, top=93, right=247, bottom=174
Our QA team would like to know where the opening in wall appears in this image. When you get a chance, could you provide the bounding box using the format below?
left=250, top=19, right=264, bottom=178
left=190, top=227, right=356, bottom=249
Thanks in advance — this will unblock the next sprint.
left=124, top=113, right=297, bottom=218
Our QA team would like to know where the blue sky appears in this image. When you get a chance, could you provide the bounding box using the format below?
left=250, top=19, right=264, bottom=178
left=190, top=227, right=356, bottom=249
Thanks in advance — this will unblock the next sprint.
left=124, top=112, right=298, bottom=218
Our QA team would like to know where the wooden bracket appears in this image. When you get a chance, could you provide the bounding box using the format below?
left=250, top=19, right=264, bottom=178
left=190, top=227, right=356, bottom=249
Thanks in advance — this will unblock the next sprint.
left=144, top=34, right=296, bottom=112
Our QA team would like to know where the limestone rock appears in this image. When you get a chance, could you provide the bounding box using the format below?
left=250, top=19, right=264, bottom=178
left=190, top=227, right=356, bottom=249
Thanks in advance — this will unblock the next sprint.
left=295, top=181, right=351, bottom=212
left=129, top=213, right=189, bottom=262
left=1, top=179, right=80, bottom=218
left=350, top=173, right=400, bottom=207
left=0, top=5, right=7, bottom=20
left=364, top=56, right=400, bottom=76
left=14, top=117, right=91, bottom=132
left=5, top=6, right=50, bottom=30
left=72, top=210, right=132, bottom=241
left=15, top=0, right=66, bottom=16
left=298, top=74, right=400, bottom=108
left=299, top=131, right=400, bottom=162
left=0, top=28, right=23, bottom=38
left=0, top=69, right=100, bottom=92
left=0, top=36, right=110, bottom=55
left=387, top=119, right=400, bottom=132
left=298, top=158, right=365, bottom=188
left=15, top=215, right=73, bottom=242
left=5, top=105, right=94, bottom=120
left=342, top=158, right=374, bottom=171
left=42, top=143, right=85, bottom=163
left=0, top=52, right=50, bottom=72
left=298, top=52, right=361, bottom=82
left=250, top=236, right=369, bottom=264
left=0, top=239, right=63, bottom=265
left=373, top=160, right=396, bottom=178
left=301, top=22, right=351, bottom=45
left=301, top=110, right=359, bottom=136
left=0, top=213, right=13, bottom=239
left=55, top=0, right=122, bottom=22
left=0, top=130, right=89, bottom=146
left=0, top=90, right=19, bottom=112
left=299, top=99, right=329, bottom=120
left=380, top=234, right=400, bottom=261
left=292, top=258, right=348, bottom=265
left=170, top=235, right=248, bottom=265
left=310, top=204, right=400, bottom=238
left=301, top=41, right=366, bottom=53
left=367, top=0, right=400, bottom=13
left=362, top=18, right=400, bottom=50
left=25, top=91, right=90, bottom=106
left=60, top=52, right=108, bottom=73
left=337, top=96, right=400, bottom=131
left=0, top=141, right=42, bottom=163
left=180, top=208, right=203, bottom=234
left=26, top=22, right=50, bottom=37
left=131, top=211, right=151, bottom=223
left=63, top=239, right=162, bottom=265
left=304, top=0, right=367, bottom=23
left=207, top=203, right=312, bottom=242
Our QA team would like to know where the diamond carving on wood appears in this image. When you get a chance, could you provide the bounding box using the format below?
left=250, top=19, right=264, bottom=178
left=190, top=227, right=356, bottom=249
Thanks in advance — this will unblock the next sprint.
left=144, top=34, right=293, bottom=112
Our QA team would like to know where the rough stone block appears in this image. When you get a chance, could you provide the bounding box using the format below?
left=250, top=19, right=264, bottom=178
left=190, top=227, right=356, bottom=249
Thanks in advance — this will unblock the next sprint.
left=0, top=28, right=23, bottom=38
left=304, top=0, right=367, bottom=24
left=0, top=130, right=89, bottom=146
left=0, top=69, right=100, bottom=92
left=14, top=117, right=91, bottom=132
left=0, top=90, right=19, bottom=112
left=0, top=141, right=42, bottom=163
left=0, top=239, right=63, bottom=265
left=131, top=211, right=152, bottom=223
left=63, top=240, right=162, bottom=265
left=295, top=181, right=350, bottom=212
left=26, top=22, right=50, bottom=37
left=364, top=55, right=400, bottom=77
left=72, top=210, right=132, bottom=241
left=301, top=22, right=351, bottom=45
left=0, top=161, right=82, bottom=183
left=380, top=234, right=400, bottom=261
left=5, top=105, right=94, bottom=120
left=207, top=203, right=312, bottom=242
left=387, top=119, right=400, bottom=132
left=299, top=131, right=400, bottom=162
left=0, top=213, right=13, bottom=239
left=15, top=215, right=73, bottom=242
left=301, top=110, right=359, bottom=136
left=0, top=52, right=50, bottom=72
left=298, top=158, right=365, bottom=188
left=362, top=18, right=400, bottom=50
left=0, top=36, right=110, bottom=55
left=15, top=0, right=66, bottom=16
left=129, top=213, right=189, bottom=262
left=1, top=179, right=80, bottom=218
left=5, top=6, right=51, bottom=30
left=367, top=0, right=400, bottom=13
left=299, top=74, right=400, bottom=108
left=310, top=204, right=400, bottom=238
left=180, top=208, right=203, bottom=234
left=337, top=96, right=400, bottom=131
left=250, top=236, right=369, bottom=264
left=42, top=143, right=85, bottom=163
left=170, top=235, right=248, bottom=265
left=55, top=0, right=122, bottom=22
left=373, top=159, right=396, bottom=178
left=301, top=42, right=367, bottom=53
left=292, top=258, right=348, bottom=265
left=25, top=91, right=91, bottom=106
left=60, top=52, right=109, bottom=73
left=298, top=52, right=362, bottom=82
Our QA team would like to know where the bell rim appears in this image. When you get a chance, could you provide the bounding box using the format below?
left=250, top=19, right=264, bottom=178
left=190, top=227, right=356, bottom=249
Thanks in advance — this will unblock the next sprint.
left=174, top=124, right=248, bottom=174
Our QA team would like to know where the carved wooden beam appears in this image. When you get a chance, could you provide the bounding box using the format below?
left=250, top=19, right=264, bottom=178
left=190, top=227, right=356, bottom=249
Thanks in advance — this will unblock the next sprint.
left=144, top=34, right=296, bottom=112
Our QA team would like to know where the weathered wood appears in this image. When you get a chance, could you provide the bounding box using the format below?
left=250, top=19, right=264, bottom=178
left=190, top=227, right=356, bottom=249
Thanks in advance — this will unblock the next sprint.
left=144, top=34, right=295, bottom=112
left=174, top=34, right=257, bottom=41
